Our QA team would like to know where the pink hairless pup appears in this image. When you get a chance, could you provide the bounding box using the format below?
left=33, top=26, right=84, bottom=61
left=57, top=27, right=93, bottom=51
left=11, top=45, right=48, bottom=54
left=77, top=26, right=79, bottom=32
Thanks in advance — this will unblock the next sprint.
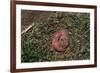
left=50, top=29, right=69, bottom=52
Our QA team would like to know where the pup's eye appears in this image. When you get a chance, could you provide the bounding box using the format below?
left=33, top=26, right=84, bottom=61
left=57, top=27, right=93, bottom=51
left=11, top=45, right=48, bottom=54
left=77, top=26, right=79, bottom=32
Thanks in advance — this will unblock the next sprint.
left=57, top=38, right=60, bottom=41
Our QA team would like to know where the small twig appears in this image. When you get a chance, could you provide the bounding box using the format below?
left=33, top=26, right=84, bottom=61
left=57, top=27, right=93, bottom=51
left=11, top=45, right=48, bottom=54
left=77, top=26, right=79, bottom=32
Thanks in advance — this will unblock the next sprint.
left=21, top=23, right=34, bottom=35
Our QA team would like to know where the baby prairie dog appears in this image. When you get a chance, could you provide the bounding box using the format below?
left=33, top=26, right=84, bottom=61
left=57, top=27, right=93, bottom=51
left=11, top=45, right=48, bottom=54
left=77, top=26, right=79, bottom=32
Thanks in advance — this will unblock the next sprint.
left=50, top=29, right=69, bottom=52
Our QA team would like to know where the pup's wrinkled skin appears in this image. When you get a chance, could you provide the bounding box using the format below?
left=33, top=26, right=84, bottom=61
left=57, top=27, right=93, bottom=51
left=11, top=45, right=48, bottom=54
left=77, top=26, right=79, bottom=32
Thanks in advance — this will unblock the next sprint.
left=50, top=29, right=69, bottom=52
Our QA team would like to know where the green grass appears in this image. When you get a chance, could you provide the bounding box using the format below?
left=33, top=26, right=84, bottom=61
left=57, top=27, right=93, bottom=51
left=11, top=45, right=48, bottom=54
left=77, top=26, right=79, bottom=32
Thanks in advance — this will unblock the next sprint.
left=21, top=11, right=90, bottom=62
